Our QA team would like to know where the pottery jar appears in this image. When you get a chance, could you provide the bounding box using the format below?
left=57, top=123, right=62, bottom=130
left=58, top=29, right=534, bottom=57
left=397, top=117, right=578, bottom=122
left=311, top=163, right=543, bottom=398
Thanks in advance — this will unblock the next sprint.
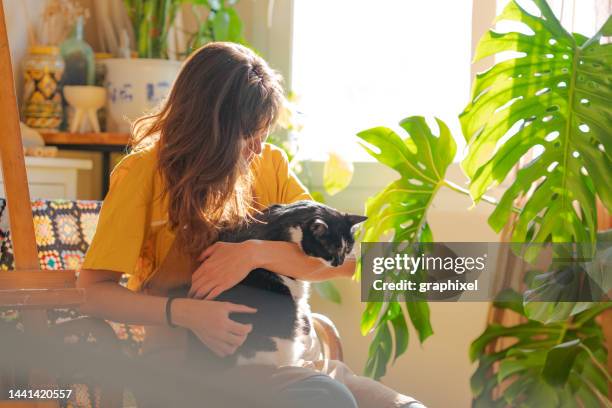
left=22, top=46, right=65, bottom=131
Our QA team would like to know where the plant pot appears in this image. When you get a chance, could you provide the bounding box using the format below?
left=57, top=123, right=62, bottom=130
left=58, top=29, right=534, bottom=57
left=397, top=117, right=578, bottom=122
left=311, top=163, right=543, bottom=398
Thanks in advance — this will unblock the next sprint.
left=63, top=86, right=107, bottom=133
left=103, top=58, right=182, bottom=132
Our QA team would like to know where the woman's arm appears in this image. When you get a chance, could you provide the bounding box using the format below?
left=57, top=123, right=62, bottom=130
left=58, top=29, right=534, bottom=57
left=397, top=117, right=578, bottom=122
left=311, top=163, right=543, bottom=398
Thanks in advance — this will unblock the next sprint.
left=76, top=269, right=172, bottom=325
left=251, top=240, right=355, bottom=280
left=189, top=240, right=356, bottom=300
left=77, top=269, right=256, bottom=357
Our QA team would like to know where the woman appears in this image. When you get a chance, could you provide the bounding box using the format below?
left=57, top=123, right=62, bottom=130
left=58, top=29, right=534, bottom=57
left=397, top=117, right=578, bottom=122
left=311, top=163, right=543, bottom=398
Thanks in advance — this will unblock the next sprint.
left=77, top=42, right=424, bottom=408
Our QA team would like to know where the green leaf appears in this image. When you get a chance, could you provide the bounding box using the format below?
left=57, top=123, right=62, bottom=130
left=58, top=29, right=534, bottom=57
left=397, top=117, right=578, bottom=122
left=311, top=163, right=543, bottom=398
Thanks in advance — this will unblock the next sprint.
left=389, top=303, right=409, bottom=362
left=498, top=348, right=547, bottom=383
left=573, top=301, right=612, bottom=325
left=357, top=116, right=456, bottom=245
left=542, top=338, right=582, bottom=386
left=360, top=301, right=382, bottom=335
left=210, top=7, right=244, bottom=42
left=461, top=1, right=612, bottom=246
left=586, top=230, right=612, bottom=293
left=523, top=298, right=591, bottom=324
left=492, top=288, right=525, bottom=315
left=226, top=8, right=244, bottom=42
left=138, top=1, right=156, bottom=57
left=312, top=281, right=342, bottom=304
left=405, top=301, right=433, bottom=343
left=469, top=303, right=610, bottom=406
left=470, top=351, right=505, bottom=397
left=469, top=321, right=562, bottom=362
left=357, top=116, right=455, bottom=379
left=522, top=379, right=560, bottom=408
left=310, top=191, right=326, bottom=203
left=364, top=322, right=392, bottom=380
left=323, top=152, right=354, bottom=196
left=574, top=380, right=602, bottom=408
left=212, top=9, right=230, bottom=40
left=502, top=375, right=536, bottom=405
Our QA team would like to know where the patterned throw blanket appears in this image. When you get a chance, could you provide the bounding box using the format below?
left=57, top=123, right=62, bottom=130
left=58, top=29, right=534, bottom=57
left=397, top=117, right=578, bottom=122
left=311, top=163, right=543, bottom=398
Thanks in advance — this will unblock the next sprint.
left=0, top=198, right=143, bottom=407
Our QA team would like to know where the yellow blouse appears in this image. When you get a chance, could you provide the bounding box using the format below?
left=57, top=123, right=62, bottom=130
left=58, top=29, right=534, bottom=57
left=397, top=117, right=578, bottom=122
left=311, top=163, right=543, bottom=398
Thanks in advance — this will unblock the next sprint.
left=81, top=143, right=311, bottom=291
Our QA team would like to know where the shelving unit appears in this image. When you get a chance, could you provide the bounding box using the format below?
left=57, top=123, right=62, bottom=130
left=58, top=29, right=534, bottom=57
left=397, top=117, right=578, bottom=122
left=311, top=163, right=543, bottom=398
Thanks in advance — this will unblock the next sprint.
left=40, top=132, right=130, bottom=147
left=40, top=132, right=131, bottom=197
left=0, top=156, right=92, bottom=200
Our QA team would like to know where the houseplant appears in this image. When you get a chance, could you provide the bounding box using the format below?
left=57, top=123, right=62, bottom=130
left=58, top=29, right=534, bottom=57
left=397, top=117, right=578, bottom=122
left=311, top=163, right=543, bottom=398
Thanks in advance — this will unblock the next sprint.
left=104, top=0, right=246, bottom=131
left=356, top=0, right=611, bottom=405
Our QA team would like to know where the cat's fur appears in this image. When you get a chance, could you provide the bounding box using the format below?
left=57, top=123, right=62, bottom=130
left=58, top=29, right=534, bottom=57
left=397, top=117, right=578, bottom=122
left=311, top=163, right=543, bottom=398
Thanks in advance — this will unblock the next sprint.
left=169, top=200, right=366, bottom=368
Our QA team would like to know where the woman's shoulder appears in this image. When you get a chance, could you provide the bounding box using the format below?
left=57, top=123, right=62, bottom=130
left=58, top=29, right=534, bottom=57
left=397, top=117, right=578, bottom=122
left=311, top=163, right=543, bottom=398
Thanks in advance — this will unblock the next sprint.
left=259, top=142, right=289, bottom=168
left=108, top=144, right=159, bottom=193
left=250, top=143, right=291, bottom=181
left=113, top=144, right=159, bottom=175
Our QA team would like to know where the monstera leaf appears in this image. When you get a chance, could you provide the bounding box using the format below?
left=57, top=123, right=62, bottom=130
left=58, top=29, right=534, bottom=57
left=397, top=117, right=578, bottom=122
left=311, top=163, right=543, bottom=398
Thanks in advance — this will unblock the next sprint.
left=323, top=152, right=354, bottom=196
left=517, top=230, right=611, bottom=323
left=356, top=116, right=456, bottom=379
left=470, top=292, right=611, bottom=407
left=461, top=0, right=612, bottom=245
left=358, top=116, right=456, bottom=244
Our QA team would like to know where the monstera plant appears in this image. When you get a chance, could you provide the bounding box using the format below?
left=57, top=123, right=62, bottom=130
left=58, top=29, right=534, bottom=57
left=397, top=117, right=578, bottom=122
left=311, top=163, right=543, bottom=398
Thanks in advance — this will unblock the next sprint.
left=356, top=0, right=611, bottom=405
left=356, top=117, right=451, bottom=378
left=461, top=0, right=611, bottom=245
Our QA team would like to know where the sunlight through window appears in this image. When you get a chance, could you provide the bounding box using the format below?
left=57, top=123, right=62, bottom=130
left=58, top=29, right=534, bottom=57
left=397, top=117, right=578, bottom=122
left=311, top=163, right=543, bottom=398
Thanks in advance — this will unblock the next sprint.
left=291, top=0, right=473, bottom=161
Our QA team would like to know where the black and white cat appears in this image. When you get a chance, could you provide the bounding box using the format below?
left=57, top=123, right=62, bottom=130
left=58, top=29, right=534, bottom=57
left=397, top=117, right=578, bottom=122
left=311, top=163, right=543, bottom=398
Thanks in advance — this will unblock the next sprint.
left=170, top=200, right=366, bottom=368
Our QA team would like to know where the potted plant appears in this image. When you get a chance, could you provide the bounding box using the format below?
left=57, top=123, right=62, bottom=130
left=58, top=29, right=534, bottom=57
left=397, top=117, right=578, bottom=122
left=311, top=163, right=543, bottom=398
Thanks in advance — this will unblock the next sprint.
left=356, top=0, right=611, bottom=405
left=103, top=0, right=246, bottom=132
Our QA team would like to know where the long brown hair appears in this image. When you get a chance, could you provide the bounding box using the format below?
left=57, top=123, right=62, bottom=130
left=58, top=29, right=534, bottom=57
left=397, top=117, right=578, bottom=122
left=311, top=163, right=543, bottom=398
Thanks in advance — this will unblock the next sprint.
left=132, top=42, right=284, bottom=255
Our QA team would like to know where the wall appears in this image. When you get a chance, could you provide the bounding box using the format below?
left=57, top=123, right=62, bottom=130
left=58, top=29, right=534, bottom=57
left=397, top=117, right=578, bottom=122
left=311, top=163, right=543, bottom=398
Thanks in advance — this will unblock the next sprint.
left=235, top=0, right=295, bottom=88
left=3, top=0, right=43, bottom=109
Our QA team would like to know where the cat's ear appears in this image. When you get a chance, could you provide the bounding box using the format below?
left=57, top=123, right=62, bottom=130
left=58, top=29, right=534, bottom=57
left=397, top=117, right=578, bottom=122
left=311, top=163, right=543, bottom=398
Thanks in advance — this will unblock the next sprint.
left=346, top=214, right=368, bottom=226
left=310, top=219, right=328, bottom=237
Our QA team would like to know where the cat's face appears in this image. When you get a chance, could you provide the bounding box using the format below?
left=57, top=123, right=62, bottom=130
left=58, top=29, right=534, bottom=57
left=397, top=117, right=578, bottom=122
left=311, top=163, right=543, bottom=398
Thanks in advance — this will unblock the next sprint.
left=298, top=210, right=367, bottom=267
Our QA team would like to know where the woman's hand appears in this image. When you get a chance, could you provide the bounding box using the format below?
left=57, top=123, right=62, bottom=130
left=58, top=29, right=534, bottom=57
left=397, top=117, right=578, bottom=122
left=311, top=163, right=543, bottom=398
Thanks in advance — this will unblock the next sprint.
left=173, top=298, right=256, bottom=357
left=188, top=241, right=258, bottom=300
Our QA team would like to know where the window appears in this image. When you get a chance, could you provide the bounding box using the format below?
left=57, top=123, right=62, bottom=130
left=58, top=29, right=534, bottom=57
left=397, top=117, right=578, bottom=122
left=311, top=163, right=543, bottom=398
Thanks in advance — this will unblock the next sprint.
left=291, top=0, right=473, bottom=161
left=497, top=0, right=607, bottom=37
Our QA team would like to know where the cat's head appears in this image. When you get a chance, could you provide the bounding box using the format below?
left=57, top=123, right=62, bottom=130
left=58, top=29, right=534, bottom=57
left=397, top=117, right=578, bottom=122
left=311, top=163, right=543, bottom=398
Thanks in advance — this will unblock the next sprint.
left=284, top=202, right=367, bottom=267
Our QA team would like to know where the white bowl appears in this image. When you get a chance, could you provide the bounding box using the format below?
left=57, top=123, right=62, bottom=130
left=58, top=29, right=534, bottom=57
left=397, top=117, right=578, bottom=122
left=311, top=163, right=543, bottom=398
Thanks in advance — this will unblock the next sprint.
left=63, top=86, right=107, bottom=110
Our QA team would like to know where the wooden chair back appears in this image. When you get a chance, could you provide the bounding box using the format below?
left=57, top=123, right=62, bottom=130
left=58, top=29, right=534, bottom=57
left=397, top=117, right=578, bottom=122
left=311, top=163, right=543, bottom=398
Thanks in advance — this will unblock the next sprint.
left=0, top=2, right=84, bottom=406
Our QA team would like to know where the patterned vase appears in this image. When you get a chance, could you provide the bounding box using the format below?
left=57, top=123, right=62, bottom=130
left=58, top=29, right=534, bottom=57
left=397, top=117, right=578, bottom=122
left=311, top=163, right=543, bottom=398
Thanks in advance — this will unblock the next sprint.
left=22, top=46, right=65, bottom=131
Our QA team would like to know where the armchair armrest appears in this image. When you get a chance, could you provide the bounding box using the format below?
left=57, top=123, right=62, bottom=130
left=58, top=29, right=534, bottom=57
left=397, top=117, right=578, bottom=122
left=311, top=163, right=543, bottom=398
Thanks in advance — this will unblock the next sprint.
left=0, top=270, right=83, bottom=309
left=311, top=313, right=343, bottom=362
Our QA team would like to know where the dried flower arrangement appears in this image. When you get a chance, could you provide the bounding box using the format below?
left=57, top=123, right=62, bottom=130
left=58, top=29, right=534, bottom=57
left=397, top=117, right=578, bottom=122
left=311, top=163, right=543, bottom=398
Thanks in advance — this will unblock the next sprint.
left=31, top=0, right=89, bottom=46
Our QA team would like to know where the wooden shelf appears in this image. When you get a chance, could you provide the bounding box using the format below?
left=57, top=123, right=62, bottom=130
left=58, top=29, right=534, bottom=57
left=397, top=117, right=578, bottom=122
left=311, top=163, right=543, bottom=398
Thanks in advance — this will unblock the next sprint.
left=38, top=132, right=130, bottom=197
left=41, top=132, right=130, bottom=146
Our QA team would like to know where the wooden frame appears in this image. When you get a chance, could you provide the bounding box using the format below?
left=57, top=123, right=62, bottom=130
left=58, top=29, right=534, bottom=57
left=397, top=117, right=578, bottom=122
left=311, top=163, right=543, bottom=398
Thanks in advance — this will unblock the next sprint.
left=0, top=2, right=84, bottom=406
